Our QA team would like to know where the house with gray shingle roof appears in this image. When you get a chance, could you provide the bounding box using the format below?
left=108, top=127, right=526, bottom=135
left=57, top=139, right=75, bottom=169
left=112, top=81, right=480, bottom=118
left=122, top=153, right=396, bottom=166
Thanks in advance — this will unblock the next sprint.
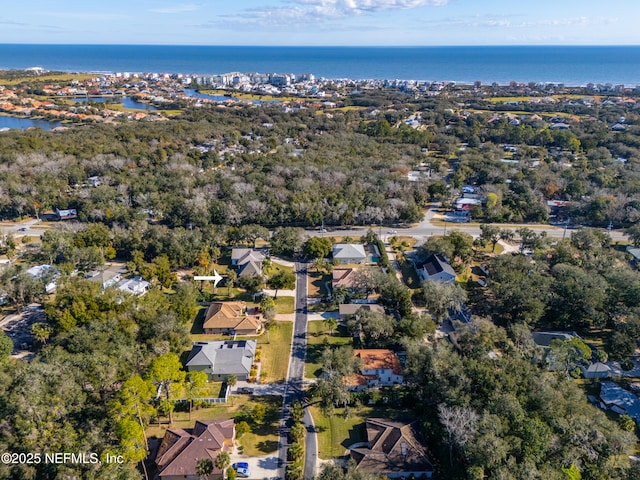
left=414, top=254, right=456, bottom=283
left=600, top=382, right=640, bottom=425
left=186, top=340, right=257, bottom=381
left=231, top=248, right=267, bottom=277
left=333, top=243, right=367, bottom=264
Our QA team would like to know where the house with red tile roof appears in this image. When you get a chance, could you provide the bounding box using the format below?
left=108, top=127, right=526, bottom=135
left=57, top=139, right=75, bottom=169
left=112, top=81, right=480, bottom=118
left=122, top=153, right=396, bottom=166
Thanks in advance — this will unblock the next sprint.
left=346, top=349, right=404, bottom=391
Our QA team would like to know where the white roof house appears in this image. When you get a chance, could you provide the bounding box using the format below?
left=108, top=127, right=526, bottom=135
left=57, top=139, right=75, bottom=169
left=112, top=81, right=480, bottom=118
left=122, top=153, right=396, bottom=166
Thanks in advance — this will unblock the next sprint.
left=26, top=264, right=58, bottom=293
left=333, top=244, right=367, bottom=264
left=117, top=276, right=150, bottom=296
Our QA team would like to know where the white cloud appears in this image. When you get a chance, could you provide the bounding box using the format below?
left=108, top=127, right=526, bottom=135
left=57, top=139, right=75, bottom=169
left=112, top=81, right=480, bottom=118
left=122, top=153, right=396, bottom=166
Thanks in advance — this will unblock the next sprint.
left=150, top=3, right=201, bottom=14
left=296, top=0, right=448, bottom=14
left=214, top=0, right=447, bottom=28
left=431, top=14, right=618, bottom=30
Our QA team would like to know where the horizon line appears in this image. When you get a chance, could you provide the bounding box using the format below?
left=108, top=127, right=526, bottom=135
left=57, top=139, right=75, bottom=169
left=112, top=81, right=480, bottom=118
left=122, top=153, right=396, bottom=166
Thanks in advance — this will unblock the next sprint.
left=1, top=43, right=639, bottom=48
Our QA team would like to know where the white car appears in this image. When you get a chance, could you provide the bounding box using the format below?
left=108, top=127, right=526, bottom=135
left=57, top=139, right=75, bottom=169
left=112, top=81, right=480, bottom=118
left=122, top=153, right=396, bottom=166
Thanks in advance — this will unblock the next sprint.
left=235, top=467, right=250, bottom=478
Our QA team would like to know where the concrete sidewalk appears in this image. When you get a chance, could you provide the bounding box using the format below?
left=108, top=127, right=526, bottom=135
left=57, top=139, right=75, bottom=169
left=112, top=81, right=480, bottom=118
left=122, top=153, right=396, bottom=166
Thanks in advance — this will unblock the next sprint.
left=263, top=289, right=296, bottom=297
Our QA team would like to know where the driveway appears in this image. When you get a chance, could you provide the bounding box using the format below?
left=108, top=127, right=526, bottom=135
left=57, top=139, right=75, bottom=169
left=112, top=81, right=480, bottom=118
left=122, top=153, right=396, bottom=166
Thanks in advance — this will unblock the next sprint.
left=307, top=311, right=339, bottom=321
left=231, top=452, right=281, bottom=480
left=231, top=382, right=286, bottom=396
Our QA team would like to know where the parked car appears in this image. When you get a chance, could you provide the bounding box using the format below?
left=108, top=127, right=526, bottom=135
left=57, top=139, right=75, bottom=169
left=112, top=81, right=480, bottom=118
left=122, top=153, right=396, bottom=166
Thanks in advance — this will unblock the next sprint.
left=236, top=387, right=254, bottom=395
left=232, top=462, right=249, bottom=469
left=235, top=467, right=250, bottom=478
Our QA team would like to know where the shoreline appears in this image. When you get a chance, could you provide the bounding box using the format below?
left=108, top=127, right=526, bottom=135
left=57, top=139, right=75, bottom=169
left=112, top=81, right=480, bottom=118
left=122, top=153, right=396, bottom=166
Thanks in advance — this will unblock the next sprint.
left=1, top=45, right=639, bottom=86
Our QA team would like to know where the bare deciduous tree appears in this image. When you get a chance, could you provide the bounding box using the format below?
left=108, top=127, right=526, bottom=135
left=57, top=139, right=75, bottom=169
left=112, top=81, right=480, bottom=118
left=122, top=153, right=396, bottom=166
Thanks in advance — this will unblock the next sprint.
left=438, top=403, right=479, bottom=467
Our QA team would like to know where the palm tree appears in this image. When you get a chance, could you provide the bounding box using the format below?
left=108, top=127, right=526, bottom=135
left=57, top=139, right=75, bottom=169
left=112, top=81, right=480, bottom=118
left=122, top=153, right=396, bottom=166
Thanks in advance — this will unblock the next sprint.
left=226, top=270, right=236, bottom=297
left=324, top=317, right=338, bottom=336
left=214, top=451, right=231, bottom=479
left=31, top=322, right=53, bottom=345
left=196, top=457, right=214, bottom=480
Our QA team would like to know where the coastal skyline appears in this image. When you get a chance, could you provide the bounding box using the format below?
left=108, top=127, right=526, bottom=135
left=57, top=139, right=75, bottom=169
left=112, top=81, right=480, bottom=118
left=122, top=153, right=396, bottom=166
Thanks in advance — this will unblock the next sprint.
left=1, top=0, right=638, bottom=46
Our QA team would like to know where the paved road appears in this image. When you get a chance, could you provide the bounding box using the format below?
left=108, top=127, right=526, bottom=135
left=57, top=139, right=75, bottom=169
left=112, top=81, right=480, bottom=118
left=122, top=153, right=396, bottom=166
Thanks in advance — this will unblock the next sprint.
left=0, top=219, right=48, bottom=239
left=278, top=261, right=317, bottom=480
left=303, top=205, right=629, bottom=242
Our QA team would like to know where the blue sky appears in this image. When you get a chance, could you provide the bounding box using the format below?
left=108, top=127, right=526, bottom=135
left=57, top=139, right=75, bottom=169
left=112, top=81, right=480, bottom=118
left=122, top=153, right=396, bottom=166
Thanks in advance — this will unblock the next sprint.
left=1, top=0, right=638, bottom=46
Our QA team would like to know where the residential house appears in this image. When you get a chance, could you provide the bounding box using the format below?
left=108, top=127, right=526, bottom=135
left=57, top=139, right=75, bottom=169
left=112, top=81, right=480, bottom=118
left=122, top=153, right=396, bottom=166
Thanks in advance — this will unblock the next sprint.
left=533, top=331, right=608, bottom=377
left=581, top=362, right=611, bottom=379
left=333, top=243, right=367, bottom=264
left=202, top=301, right=262, bottom=335
left=626, top=245, right=640, bottom=268
left=117, top=276, right=150, bottom=296
left=26, top=264, right=58, bottom=293
left=455, top=197, right=482, bottom=212
left=231, top=248, right=267, bottom=277
left=339, top=303, right=385, bottom=321
left=347, top=349, right=404, bottom=391
left=599, top=382, right=640, bottom=425
left=349, top=418, right=433, bottom=479
left=87, top=176, right=102, bottom=187
left=85, top=269, right=121, bottom=290
left=414, top=255, right=456, bottom=283
left=155, top=419, right=235, bottom=480
left=186, top=340, right=257, bottom=381
left=547, top=200, right=570, bottom=218
left=332, top=268, right=360, bottom=293
left=55, top=208, right=77, bottom=220
left=531, top=331, right=577, bottom=348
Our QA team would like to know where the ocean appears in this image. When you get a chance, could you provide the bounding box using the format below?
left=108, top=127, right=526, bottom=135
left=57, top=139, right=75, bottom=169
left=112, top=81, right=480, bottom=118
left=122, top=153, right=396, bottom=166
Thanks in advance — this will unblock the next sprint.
left=0, top=44, right=639, bottom=86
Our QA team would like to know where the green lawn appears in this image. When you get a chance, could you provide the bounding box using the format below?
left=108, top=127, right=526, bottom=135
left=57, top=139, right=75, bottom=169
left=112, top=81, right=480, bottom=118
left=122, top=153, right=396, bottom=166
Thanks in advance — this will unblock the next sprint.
left=264, top=262, right=295, bottom=277
left=310, top=402, right=418, bottom=458
left=170, top=381, right=224, bottom=400
left=239, top=321, right=293, bottom=383
left=274, top=296, right=295, bottom=314
left=310, top=404, right=411, bottom=458
left=474, top=242, right=505, bottom=255
left=310, top=405, right=364, bottom=458
left=390, top=236, right=417, bottom=249
left=305, top=321, right=352, bottom=379
left=146, top=396, right=282, bottom=455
